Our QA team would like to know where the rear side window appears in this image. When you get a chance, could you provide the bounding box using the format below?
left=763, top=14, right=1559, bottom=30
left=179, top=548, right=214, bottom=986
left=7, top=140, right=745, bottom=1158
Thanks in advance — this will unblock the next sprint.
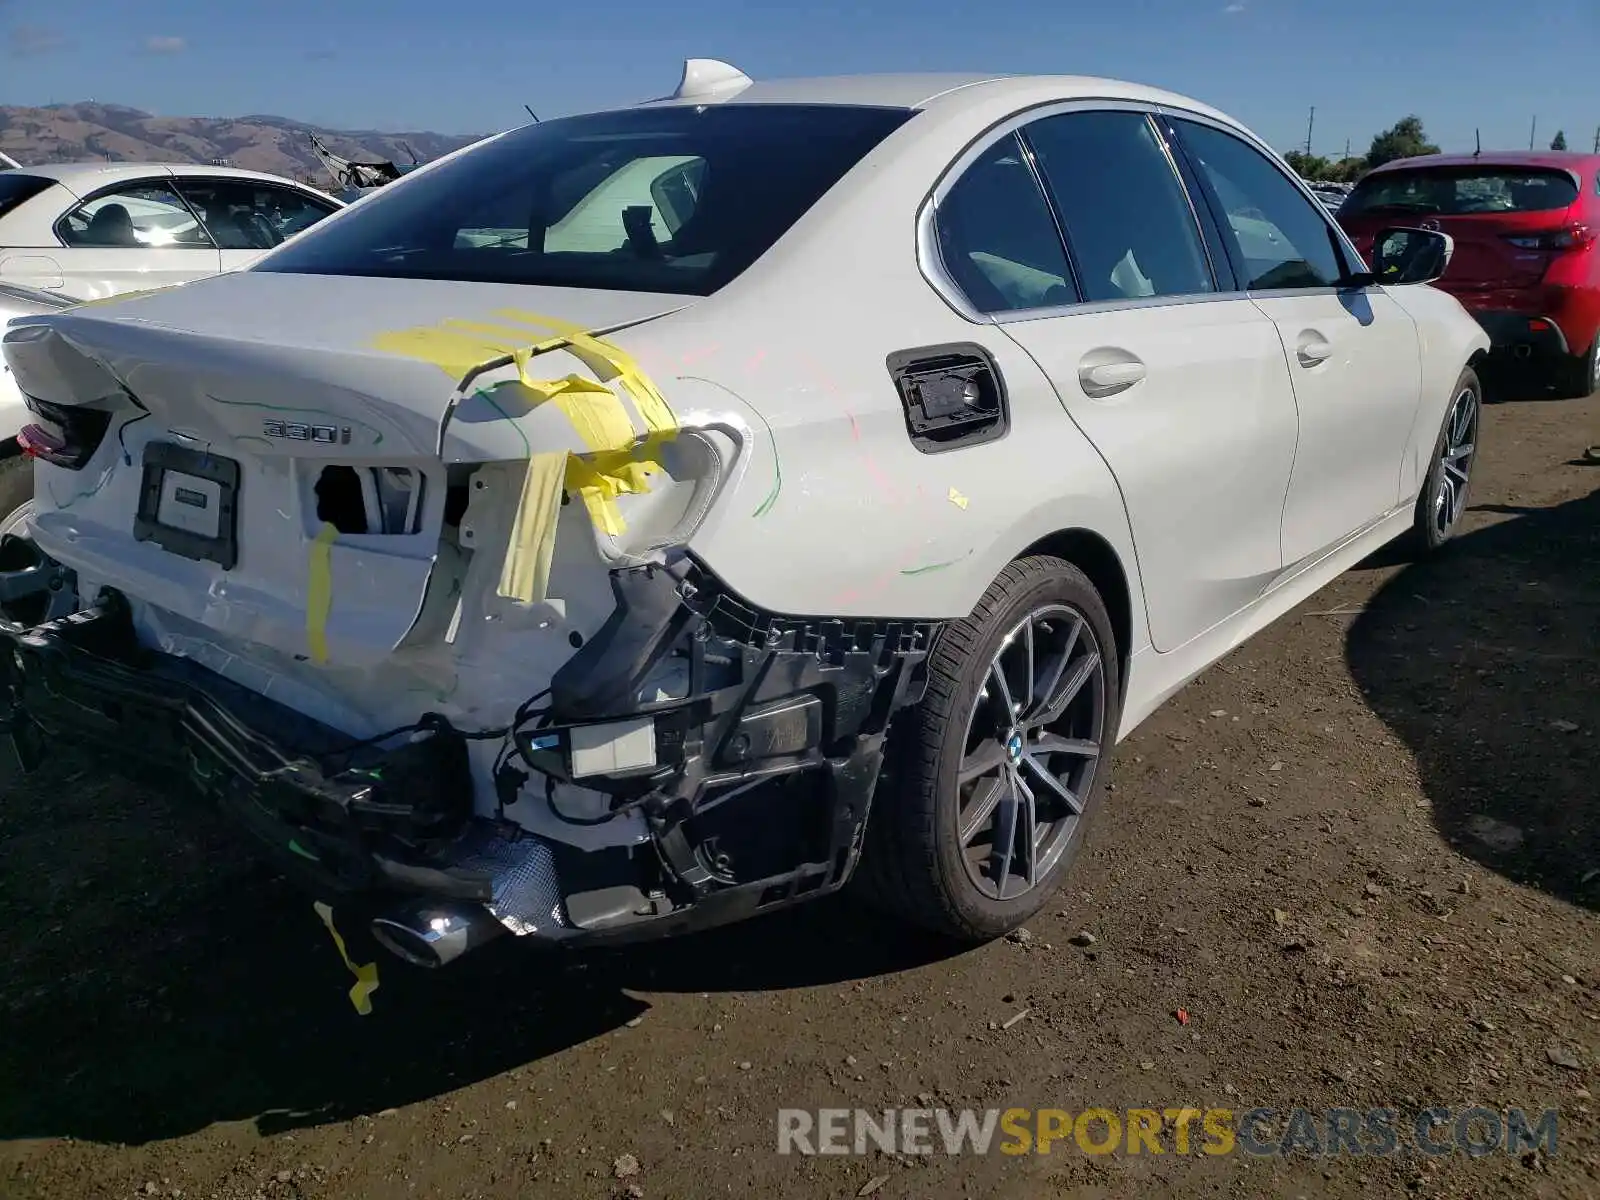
left=1024, top=111, right=1215, bottom=303
left=1343, top=167, right=1580, bottom=217
left=0, top=173, right=58, bottom=223
left=934, top=133, right=1077, bottom=314
left=256, top=104, right=915, bottom=296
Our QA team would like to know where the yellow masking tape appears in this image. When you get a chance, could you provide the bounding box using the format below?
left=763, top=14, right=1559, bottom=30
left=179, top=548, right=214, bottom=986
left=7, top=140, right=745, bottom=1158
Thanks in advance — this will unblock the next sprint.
left=546, top=384, right=637, bottom=453
left=493, top=310, right=677, bottom=435
left=306, top=521, right=338, bottom=664
left=73, top=283, right=179, bottom=308
left=567, top=449, right=663, bottom=537
left=369, top=310, right=680, bottom=549
left=313, top=901, right=380, bottom=1016
left=498, top=450, right=568, bottom=603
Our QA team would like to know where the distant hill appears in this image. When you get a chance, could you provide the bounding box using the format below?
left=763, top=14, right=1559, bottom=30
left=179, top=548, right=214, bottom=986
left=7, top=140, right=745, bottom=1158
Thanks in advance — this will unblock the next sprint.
left=0, top=103, right=487, bottom=187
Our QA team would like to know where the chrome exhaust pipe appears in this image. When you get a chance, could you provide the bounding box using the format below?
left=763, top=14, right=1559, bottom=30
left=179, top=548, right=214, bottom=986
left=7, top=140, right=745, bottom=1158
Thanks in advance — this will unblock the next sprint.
left=370, top=901, right=507, bottom=968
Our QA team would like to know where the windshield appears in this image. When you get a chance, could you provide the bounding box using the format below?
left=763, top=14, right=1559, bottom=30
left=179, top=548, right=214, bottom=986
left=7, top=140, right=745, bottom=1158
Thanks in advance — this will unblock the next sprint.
left=257, top=103, right=916, bottom=296
left=0, top=173, right=58, bottom=222
left=1342, top=166, right=1580, bottom=217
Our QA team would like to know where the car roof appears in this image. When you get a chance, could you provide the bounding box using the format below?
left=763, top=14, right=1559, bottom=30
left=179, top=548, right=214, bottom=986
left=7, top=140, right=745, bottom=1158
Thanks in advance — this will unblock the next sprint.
left=3, top=160, right=341, bottom=198
left=1367, top=150, right=1600, bottom=175
left=630, top=66, right=1238, bottom=127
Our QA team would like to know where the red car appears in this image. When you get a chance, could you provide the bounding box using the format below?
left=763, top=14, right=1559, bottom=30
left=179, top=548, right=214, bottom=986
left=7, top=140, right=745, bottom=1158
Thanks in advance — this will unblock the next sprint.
left=1338, top=151, right=1600, bottom=397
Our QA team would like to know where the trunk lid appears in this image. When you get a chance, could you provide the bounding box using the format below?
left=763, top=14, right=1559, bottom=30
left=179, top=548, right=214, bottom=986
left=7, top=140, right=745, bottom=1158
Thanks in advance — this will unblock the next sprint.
left=6, top=271, right=688, bottom=459
left=1, top=271, right=697, bottom=674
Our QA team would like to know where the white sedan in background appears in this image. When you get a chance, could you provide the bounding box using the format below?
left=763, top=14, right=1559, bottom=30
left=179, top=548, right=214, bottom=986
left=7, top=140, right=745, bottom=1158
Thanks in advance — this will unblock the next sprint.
left=0, top=162, right=343, bottom=301
left=0, top=62, right=1488, bottom=967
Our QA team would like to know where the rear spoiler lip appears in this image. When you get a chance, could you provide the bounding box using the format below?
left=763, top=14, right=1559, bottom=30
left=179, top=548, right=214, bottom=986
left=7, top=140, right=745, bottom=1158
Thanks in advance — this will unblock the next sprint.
left=1352, top=163, right=1586, bottom=203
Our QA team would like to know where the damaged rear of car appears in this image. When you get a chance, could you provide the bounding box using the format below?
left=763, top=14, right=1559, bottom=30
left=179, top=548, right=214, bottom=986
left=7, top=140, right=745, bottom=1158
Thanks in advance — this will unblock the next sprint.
left=0, top=97, right=936, bottom=967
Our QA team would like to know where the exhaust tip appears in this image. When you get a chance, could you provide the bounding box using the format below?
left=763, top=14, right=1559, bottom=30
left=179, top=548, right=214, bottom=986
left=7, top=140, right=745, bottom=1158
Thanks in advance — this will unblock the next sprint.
left=369, top=903, right=506, bottom=968
left=370, top=917, right=447, bottom=968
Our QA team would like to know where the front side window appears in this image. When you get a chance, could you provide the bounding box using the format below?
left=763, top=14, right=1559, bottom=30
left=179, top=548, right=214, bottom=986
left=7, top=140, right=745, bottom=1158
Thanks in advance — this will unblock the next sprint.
left=255, top=104, right=915, bottom=296
left=933, top=133, right=1076, bottom=314
left=1024, top=111, right=1215, bottom=303
left=174, top=178, right=339, bottom=249
left=1172, top=119, right=1347, bottom=290
left=57, top=183, right=214, bottom=249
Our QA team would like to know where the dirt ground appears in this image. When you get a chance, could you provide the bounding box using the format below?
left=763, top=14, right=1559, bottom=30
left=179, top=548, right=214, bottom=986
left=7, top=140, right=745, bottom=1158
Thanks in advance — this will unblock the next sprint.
left=0, top=388, right=1596, bottom=1200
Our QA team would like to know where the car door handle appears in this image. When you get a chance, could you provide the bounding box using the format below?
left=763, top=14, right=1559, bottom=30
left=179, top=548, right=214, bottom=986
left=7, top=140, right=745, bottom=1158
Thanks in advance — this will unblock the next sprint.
left=1078, top=358, right=1147, bottom=397
left=1296, top=333, right=1333, bottom=367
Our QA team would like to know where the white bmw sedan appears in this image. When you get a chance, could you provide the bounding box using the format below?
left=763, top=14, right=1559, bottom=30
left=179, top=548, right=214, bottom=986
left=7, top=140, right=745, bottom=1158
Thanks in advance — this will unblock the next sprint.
left=0, top=62, right=1487, bottom=968
left=0, top=162, right=343, bottom=301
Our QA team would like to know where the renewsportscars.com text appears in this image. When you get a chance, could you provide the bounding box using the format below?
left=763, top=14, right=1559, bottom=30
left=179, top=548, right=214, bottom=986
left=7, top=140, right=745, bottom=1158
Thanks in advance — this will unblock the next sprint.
left=777, top=1106, right=1560, bottom=1158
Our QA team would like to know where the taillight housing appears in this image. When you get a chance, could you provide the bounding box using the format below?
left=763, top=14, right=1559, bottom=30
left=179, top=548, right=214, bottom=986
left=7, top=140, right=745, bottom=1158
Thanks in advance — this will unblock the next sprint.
left=17, top=395, right=112, bottom=471
left=1502, top=224, right=1596, bottom=252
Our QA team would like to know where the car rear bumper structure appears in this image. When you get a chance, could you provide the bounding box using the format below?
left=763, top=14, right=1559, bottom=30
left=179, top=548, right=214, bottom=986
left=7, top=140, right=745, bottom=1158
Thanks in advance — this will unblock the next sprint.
left=0, top=533, right=940, bottom=962
left=1470, top=309, right=1573, bottom=362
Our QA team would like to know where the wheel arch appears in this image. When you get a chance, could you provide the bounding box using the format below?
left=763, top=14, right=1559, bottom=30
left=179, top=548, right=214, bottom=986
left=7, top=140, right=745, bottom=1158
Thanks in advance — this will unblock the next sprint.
left=1014, top=526, right=1133, bottom=695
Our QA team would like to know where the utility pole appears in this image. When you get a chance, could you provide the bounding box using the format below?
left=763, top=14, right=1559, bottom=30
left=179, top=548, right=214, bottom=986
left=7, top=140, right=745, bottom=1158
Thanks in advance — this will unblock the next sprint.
left=1593, top=126, right=1599, bottom=154
left=1343, top=137, right=1351, bottom=161
left=1304, top=106, right=1315, bottom=157
left=1529, top=115, right=1537, bottom=150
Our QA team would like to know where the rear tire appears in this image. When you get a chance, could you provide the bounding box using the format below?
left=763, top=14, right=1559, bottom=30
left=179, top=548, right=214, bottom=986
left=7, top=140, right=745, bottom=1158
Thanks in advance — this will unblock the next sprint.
left=858, top=556, right=1121, bottom=942
left=1408, top=366, right=1481, bottom=555
left=1559, top=337, right=1600, bottom=400
left=0, top=455, right=32, bottom=536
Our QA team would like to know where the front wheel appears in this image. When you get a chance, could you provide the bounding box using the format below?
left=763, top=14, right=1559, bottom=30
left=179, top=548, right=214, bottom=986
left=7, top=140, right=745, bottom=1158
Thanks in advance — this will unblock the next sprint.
left=858, top=556, right=1121, bottom=942
left=1409, top=366, right=1481, bottom=554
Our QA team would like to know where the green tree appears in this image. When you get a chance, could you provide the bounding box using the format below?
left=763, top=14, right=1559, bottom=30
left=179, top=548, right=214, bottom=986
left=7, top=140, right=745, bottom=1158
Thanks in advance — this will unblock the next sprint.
left=1328, top=156, right=1369, bottom=183
left=1366, top=116, right=1440, bottom=168
left=1283, top=150, right=1332, bottom=180
left=1550, top=129, right=1568, bottom=151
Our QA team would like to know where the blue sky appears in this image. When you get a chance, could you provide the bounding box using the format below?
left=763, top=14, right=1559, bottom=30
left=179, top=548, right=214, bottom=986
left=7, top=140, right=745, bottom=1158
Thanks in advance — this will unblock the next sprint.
left=2, top=0, right=1597, bottom=157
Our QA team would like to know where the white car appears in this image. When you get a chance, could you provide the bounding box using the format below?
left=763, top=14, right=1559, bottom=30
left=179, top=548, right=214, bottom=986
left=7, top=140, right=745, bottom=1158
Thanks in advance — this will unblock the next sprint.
left=0, top=281, right=72, bottom=526
left=0, top=163, right=343, bottom=301
left=0, top=61, right=1488, bottom=969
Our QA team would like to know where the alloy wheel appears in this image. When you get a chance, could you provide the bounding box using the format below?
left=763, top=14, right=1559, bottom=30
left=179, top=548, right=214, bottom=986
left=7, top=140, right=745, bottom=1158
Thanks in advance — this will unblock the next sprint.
left=956, top=604, right=1107, bottom=901
left=0, top=499, right=32, bottom=542
left=1432, top=386, right=1478, bottom=541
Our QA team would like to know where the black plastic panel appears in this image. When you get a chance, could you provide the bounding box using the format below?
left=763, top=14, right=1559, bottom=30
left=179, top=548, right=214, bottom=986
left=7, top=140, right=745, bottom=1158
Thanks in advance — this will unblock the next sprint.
left=133, top=441, right=242, bottom=570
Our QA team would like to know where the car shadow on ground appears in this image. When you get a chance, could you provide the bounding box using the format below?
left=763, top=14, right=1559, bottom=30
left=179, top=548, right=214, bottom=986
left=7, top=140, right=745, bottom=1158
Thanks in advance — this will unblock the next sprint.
left=1345, top=483, right=1599, bottom=913
left=0, top=769, right=963, bottom=1147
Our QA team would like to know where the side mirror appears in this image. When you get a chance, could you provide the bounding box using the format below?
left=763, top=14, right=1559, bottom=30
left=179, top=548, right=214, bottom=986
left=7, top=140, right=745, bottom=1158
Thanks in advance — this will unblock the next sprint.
left=1370, top=226, right=1454, bottom=286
